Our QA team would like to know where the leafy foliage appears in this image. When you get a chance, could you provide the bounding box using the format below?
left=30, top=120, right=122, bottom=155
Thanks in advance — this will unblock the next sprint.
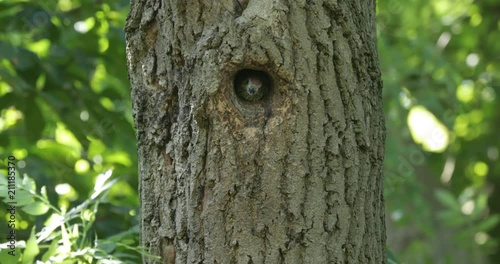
left=0, top=0, right=139, bottom=262
left=0, top=171, right=150, bottom=263
left=379, top=0, right=500, bottom=262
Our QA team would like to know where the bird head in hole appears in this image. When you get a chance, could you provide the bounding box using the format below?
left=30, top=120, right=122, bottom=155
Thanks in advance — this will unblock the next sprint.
left=245, top=76, right=262, bottom=95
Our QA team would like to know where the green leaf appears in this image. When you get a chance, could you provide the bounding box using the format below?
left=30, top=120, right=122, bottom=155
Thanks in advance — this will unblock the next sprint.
left=0, top=173, right=8, bottom=185
left=0, top=184, right=7, bottom=196
left=21, top=175, right=36, bottom=191
left=0, top=248, right=19, bottom=264
left=24, top=98, right=45, bottom=143
left=97, top=240, right=117, bottom=253
left=437, top=210, right=469, bottom=227
left=0, top=91, right=16, bottom=111
left=476, top=215, right=500, bottom=232
left=3, top=189, right=34, bottom=206
left=12, top=49, right=38, bottom=71
left=41, top=239, right=59, bottom=262
left=22, top=226, right=39, bottom=264
left=435, top=189, right=460, bottom=211
left=22, top=201, right=49, bottom=215
left=40, top=186, right=48, bottom=201
left=472, top=193, right=488, bottom=216
left=91, top=170, right=116, bottom=199
left=387, top=247, right=400, bottom=264
left=0, top=41, right=18, bottom=61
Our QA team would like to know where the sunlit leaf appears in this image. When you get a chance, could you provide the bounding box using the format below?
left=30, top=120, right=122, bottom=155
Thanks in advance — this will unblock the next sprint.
left=0, top=173, right=8, bottom=185
left=21, top=175, right=36, bottom=191
left=40, top=186, right=48, bottom=200
left=22, top=201, right=49, bottom=215
left=0, top=246, right=19, bottom=264
left=22, top=226, right=39, bottom=264
left=3, top=189, right=33, bottom=206
left=41, top=239, right=59, bottom=262
left=407, top=106, right=450, bottom=152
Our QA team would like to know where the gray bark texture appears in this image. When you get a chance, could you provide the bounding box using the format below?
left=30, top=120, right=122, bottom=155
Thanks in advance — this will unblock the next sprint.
left=125, top=0, right=385, bottom=263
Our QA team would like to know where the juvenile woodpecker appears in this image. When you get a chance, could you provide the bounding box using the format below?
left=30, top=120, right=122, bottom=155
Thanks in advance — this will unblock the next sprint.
left=236, top=75, right=265, bottom=102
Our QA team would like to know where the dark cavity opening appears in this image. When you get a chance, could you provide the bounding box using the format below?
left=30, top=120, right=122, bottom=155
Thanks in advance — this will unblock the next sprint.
left=233, top=69, right=272, bottom=102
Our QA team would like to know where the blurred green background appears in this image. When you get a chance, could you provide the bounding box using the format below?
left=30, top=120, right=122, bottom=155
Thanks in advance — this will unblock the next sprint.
left=0, top=0, right=499, bottom=263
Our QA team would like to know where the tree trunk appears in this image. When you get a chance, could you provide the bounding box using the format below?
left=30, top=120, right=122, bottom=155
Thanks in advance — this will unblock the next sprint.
left=125, top=1, right=385, bottom=263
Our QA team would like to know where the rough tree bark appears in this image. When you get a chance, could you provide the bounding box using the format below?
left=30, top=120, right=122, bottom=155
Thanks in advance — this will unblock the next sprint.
left=125, top=0, right=385, bottom=263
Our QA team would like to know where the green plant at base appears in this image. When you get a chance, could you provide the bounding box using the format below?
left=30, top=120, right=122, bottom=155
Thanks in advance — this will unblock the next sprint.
left=0, top=170, right=158, bottom=263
